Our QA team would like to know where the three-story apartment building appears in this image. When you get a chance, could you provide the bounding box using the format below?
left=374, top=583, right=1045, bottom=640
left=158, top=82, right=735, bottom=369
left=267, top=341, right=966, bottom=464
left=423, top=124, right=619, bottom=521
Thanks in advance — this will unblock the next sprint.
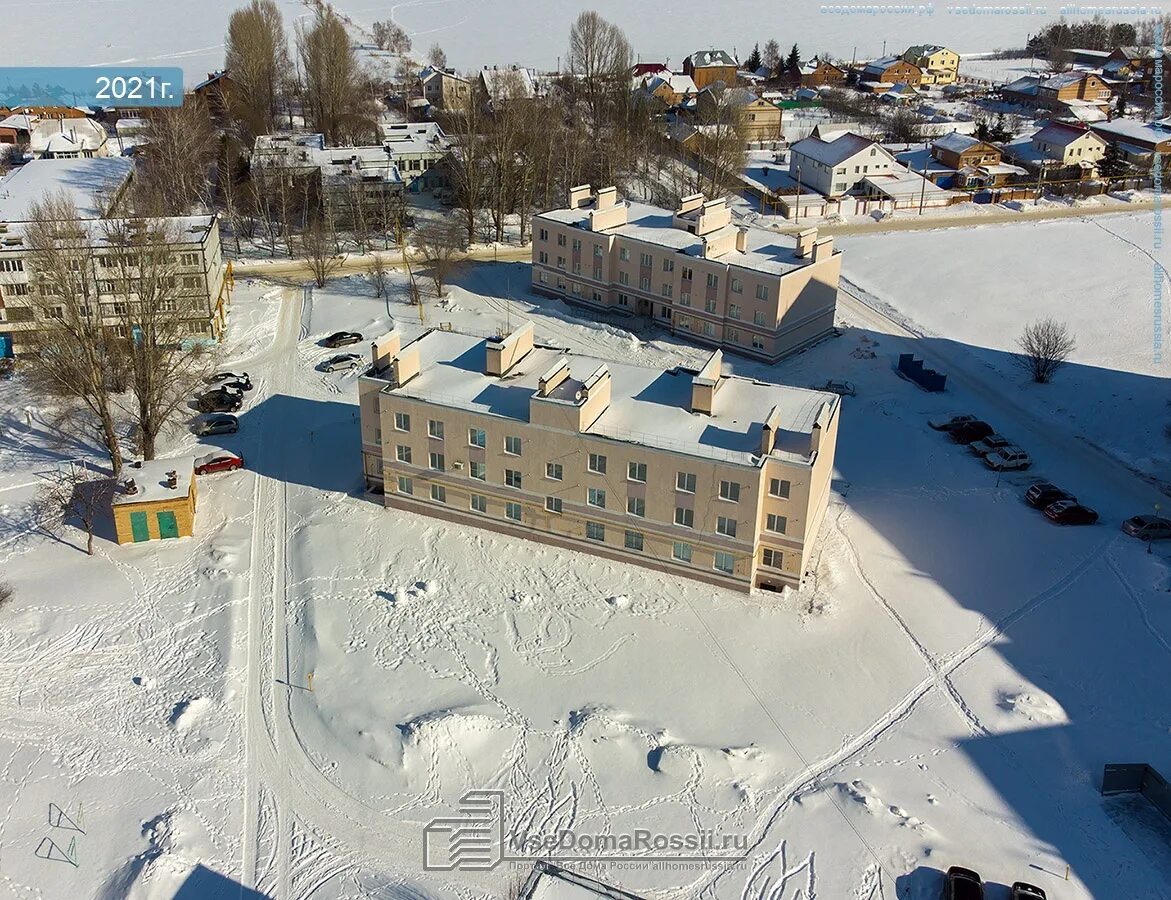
left=358, top=324, right=840, bottom=593
left=530, top=187, right=840, bottom=363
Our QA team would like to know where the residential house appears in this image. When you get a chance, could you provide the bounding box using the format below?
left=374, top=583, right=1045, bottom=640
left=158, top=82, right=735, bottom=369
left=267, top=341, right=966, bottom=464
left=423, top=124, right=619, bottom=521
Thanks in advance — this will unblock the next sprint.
left=1089, top=117, right=1171, bottom=164
left=683, top=49, right=739, bottom=90
left=860, top=56, right=922, bottom=89
left=1037, top=71, right=1113, bottom=109
left=903, top=45, right=960, bottom=85
left=1001, top=75, right=1042, bottom=106
left=381, top=121, right=451, bottom=192
left=645, top=73, right=697, bottom=107
left=29, top=117, right=110, bottom=159
left=419, top=66, right=472, bottom=111
left=0, top=113, right=36, bottom=149
left=531, top=187, right=840, bottom=363
left=479, top=65, right=545, bottom=104
left=358, top=326, right=841, bottom=593
left=695, top=87, right=781, bottom=141
left=0, top=156, right=134, bottom=221
left=800, top=58, right=846, bottom=88
left=630, top=62, right=670, bottom=89
left=112, top=458, right=197, bottom=544
left=788, top=130, right=899, bottom=197
left=191, top=71, right=235, bottom=123
left=1004, top=121, right=1108, bottom=177
left=931, top=133, right=1003, bottom=169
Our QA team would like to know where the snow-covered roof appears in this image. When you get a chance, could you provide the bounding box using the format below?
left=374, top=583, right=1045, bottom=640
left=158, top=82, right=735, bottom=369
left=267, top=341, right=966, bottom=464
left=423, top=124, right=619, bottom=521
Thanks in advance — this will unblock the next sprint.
left=0, top=215, right=217, bottom=251
left=863, top=167, right=954, bottom=198
left=480, top=66, right=542, bottom=100
left=647, top=73, right=696, bottom=96
left=0, top=113, right=36, bottom=132
left=0, top=156, right=134, bottom=221
left=378, top=330, right=837, bottom=466
left=790, top=132, right=881, bottom=167
left=29, top=118, right=108, bottom=155
left=1033, top=122, right=1104, bottom=148
left=864, top=55, right=911, bottom=75
left=1002, top=75, right=1040, bottom=95
left=905, top=44, right=951, bottom=58
left=1090, top=117, right=1171, bottom=149
left=1041, top=71, right=1095, bottom=90
left=112, top=457, right=195, bottom=506
left=687, top=49, right=737, bottom=68
left=933, top=132, right=981, bottom=154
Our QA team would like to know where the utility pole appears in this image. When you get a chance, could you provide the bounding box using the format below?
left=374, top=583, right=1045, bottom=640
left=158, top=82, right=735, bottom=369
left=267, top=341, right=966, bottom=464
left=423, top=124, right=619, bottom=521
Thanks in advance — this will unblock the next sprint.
left=794, top=164, right=802, bottom=221
left=919, top=152, right=929, bottom=214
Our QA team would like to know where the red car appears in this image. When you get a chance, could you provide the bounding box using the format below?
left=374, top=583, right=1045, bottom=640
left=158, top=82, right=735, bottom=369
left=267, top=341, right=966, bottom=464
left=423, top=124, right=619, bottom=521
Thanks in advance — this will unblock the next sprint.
left=1044, top=500, right=1098, bottom=525
left=195, top=451, right=244, bottom=475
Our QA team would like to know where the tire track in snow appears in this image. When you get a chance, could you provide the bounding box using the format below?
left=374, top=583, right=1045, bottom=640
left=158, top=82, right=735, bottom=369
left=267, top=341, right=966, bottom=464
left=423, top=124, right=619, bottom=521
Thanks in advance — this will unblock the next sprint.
left=1107, top=554, right=1171, bottom=659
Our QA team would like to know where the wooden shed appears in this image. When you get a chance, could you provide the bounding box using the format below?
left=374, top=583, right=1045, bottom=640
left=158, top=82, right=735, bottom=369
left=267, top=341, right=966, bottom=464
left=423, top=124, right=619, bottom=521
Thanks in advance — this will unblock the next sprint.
left=112, top=457, right=197, bottom=544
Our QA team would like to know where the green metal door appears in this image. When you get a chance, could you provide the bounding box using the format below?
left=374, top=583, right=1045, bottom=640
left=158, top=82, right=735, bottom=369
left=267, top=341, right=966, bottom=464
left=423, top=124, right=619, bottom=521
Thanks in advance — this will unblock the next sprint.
left=157, top=510, right=179, bottom=539
left=130, top=511, right=150, bottom=543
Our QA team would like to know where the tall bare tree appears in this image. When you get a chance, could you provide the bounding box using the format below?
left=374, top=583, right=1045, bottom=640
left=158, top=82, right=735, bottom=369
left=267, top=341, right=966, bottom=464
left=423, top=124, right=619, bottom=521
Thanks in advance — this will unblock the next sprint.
left=297, top=6, right=377, bottom=144
left=690, top=85, right=747, bottom=199
left=443, top=92, right=489, bottom=243
left=301, top=214, right=342, bottom=287
left=1016, top=318, right=1076, bottom=383
left=224, top=0, right=289, bottom=139
left=136, top=97, right=219, bottom=215
left=103, top=218, right=212, bottom=459
left=372, top=20, right=410, bottom=53
left=427, top=43, right=447, bottom=68
left=21, top=194, right=125, bottom=473
left=36, top=463, right=114, bottom=557
left=412, top=218, right=466, bottom=297
left=567, top=11, right=633, bottom=137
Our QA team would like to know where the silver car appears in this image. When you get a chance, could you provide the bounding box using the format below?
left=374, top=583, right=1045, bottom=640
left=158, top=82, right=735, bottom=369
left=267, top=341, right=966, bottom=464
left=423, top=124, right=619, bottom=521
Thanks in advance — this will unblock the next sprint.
left=320, top=353, right=362, bottom=373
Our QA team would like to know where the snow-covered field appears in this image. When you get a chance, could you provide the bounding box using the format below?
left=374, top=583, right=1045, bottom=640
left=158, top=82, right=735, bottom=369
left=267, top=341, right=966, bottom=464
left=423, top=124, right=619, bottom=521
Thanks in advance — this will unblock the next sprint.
left=2, top=242, right=1171, bottom=899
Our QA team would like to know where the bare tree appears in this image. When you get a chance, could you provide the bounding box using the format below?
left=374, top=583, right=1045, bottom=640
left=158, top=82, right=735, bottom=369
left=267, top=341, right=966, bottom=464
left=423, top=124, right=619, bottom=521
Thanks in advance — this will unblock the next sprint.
left=135, top=97, right=219, bottom=215
left=217, top=135, right=247, bottom=253
left=368, top=253, right=390, bottom=298
left=1016, top=318, right=1076, bottom=383
left=37, top=464, right=115, bottom=556
left=762, top=39, right=782, bottom=76
left=21, top=194, right=125, bottom=474
left=301, top=215, right=343, bottom=286
left=103, top=217, right=213, bottom=460
left=224, top=0, right=289, bottom=139
left=412, top=218, right=466, bottom=297
left=567, top=11, right=633, bottom=140
left=372, top=19, right=411, bottom=53
left=443, top=93, right=489, bottom=243
left=297, top=6, right=378, bottom=144
left=689, top=85, right=748, bottom=199
left=427, top=43, right=447, bottom=69
left=885, top=106, right=926, bottom=144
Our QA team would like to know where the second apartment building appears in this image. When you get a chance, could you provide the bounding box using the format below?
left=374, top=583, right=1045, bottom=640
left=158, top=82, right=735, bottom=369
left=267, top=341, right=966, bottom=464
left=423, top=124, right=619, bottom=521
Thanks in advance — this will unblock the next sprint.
left=531, top=187, right=841, bottom=363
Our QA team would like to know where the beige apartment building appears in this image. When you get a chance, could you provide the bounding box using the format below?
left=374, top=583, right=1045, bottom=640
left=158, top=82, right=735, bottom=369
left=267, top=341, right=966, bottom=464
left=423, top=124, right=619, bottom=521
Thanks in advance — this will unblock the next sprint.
left=531, top=187, right=841, bottom=363
left=0, top=215, right=230, bottom=356
left=358, top=324, right=840, bottom=593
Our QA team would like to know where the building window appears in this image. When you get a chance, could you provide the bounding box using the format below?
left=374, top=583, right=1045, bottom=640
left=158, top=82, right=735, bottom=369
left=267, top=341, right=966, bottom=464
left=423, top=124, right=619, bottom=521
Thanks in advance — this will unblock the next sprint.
left=766, top=514, right=787, bottom=534
left=729, top=304, right=740, bottom=319
left=619, top=271, right=630, bottom=285
left=624, top=530, right=644, bottom=551
left=756, top=284, right=768, bottom=301
left=628, top=461, right=647, bottom=482
left=661, top=283, right=673, bottom=298
left=679, top=291, right=691, bottom=307
left=593, top=266, right=603, bottom=280
left=431, top=484, right=447, bottom=503
left=539, top=228, right=548, bottom=241
left=546, top=462, right=563, bottom=480
left=505, top=469, right=522, bottom=489
left=588, top=453, right=607, bottom=474
left=762, top=548, right=783, bottom=569
left=717, top=516, right=737, bottom=538
left=469, top=427, right=486, bottom=447
left=506, top=502, right=523, bottom=521
left=428, top=419, right=445, bottom=439
left=572, top=239, right=581, bottom=251
left=470, top=461, right=487, bottom=480
left=396, top=445, right=412, bottom=463
left=587, top=487, right=606, bottom=508
left=505, top=435, right=522, bottom=456
left=706, top=273, right=718, bottom=289
left=727, top=328, right=740, bottom=343
left=397, top=475, right=413, bottom=494
left=546, top=496, right=563, bottom=513
left=674, top=507, right=694, bottom=528
left=703, top=322, right=715, bottom=337
left=394, top=412, right=410, bottom=432
left=662, top=258, right=674, bottom=272
left=557, top=234, right=566, bottom=246
left=619, top=247, right=630, bottom=261
left=672, top=541, right=692, bottom=563
left=639, top=275, right=651, bottom=291
left=719, top=480, right=740, bottom=502
left=539, top=251, right=549, bottom=264
left=429, top=452, right=445, bottom=471
left=594, top=244, right=603, bottom=257
left=682, top=266, right=692, bottom=280
left=676, top=472, right=696, bottom=493
left=731, top=277, right=742, bottom=294
left=471, top=493, right=487, bottom=513
left=769, top=478, right=791, bottom=499
left=752, top=337, right=766, bottom=350
left=627, top=496, right=645, bottom=517
left=754, top=310, right=766, bottom=326
left=586, top=521, right=605, bottom=541
left=639, top=252, right=652, bottom=266
left=704, top=298, right=717, bottom=313
left=714, top=551, right=735, bottom=574
left=557, top=257, right=566, bottom=270
left=618, top=293, right=629, bottom=306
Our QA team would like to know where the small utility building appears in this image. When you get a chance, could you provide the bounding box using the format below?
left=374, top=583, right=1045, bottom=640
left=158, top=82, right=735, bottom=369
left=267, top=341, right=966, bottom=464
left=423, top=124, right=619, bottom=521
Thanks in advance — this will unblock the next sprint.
left=112, top=457, right=197, bottom=544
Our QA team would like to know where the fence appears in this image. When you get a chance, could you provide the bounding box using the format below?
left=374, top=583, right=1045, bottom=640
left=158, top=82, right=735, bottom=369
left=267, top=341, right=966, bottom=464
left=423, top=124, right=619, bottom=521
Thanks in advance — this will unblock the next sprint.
left=1102, top=763, right=1171, bottom=824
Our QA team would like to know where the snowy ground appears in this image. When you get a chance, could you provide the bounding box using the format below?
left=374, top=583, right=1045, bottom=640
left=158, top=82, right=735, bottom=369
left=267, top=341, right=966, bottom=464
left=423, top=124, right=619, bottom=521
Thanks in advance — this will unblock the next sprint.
left=2, top=243, right=1170, bottom=900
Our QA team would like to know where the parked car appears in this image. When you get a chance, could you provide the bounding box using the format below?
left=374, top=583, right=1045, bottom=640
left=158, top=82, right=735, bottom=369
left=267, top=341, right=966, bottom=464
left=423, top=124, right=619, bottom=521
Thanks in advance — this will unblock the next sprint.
left=948, top=421, right=994, bottom=444
left=984, top=446, right=1032, bottom=471
left=1122, top=515, right=1171, bottom=541
left=205, top=371, right=250, bottom=387
left=944, top=866, right=983, bottom=900
left=1025, top=481, right=1075, bottom=509
left=1011, top=883, right=1046, bottom=900
left=929, top=414, right=977, bottom=431
left=195, top=414, right=239, bottom=436
left=196, top=391, right=242, bottom=414
left=195, top=451, right=244, bottom=475
left=820, top=379, right=856, bottom=397
left=969, top=433, right=1012, bottom=456
left=1044, top=501, right=1099, bottom=526
left=320, top=353, right=362, bottom=373
left=322, top=331, right=362, bottom=348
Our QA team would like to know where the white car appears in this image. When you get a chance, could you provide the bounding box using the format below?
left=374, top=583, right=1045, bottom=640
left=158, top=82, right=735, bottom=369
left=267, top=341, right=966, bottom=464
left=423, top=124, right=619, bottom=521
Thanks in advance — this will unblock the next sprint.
left=983, top=446, right=1032, bottom=471
left=969, top=434, right=1012, bottom=456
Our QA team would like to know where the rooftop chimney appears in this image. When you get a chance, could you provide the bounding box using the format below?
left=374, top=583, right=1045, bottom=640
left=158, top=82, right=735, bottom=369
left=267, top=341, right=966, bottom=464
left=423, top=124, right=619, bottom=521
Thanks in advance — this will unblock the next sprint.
left=166, top=470, right=178, bottom=489
left=736, top=227, right=748, bottom=253
left=595, top=186, right=617, bottom=209
left=371, top=330, right=402, bottom=374
left=537, top=357, right=571, bottom=396
left=690, top=349, right=723, bottom=415
left=123, top=478, right=138, bottom=495
left=795, top=227, right=818, bottom=259
left=569, top=183, right=592, bottom=209
left=486, top=320, right=535, bottom=376
left=811, top=235, right=834, bottom=263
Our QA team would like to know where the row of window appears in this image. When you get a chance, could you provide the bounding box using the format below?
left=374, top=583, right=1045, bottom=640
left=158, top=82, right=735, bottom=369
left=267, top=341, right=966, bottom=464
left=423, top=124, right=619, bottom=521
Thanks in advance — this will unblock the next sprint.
left=397, top=474, right=786, bottom=575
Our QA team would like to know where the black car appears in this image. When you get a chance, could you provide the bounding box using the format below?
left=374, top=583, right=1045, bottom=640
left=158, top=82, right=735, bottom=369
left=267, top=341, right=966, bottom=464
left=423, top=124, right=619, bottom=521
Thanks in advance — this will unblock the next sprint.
left=944, top=866, right=983, bottom=900
left=1044, top=500, right=1098, bottom=525
left=1011, top=883, right=1046, bottom=900
left=215, top=378, right=252, bottom=394
left=205, top=370, right=249, bottom=386
left=322, top=331, right=362, bottom=348
left=195, top=414, right=239, bottom=436
left=948, top=421, right=994, bottom=444
left=929, top=414, right=977, bottom=431
left=197, top=393, right=242, bottom=414
left=1025, top=481, right=1075, bottom=509
left=206, top=372, right=252, bottom=391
